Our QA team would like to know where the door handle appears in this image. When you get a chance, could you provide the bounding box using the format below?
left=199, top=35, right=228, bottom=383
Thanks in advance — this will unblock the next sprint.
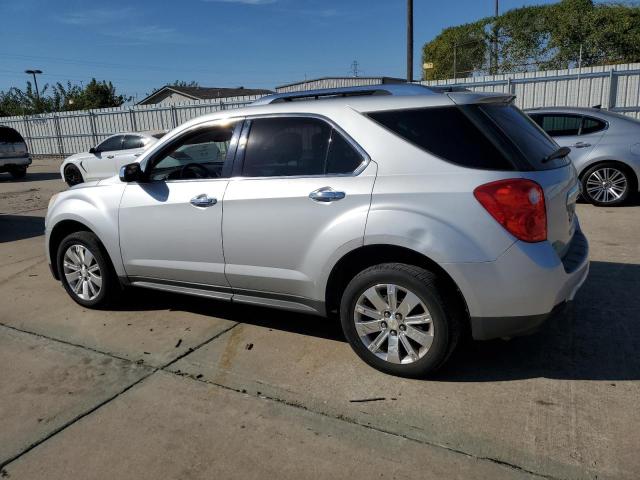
left=572, top=142, right=591, bottom=148
left=134, top=153, right=142, bottom=157
left=190, top=194, right=217, bottom=207
left=309, top=187, right=346, bottom=202
left=107, top=155, right=115, bottom=159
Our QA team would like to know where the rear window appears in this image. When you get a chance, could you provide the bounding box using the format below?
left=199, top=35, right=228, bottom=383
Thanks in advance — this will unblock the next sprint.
left=368, top=104, right=565, bottom=171
left=0, top=126, right=25, bottom=143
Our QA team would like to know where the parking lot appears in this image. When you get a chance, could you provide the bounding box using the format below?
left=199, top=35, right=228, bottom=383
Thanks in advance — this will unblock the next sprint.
left=0, top=157, right=639, bottom=479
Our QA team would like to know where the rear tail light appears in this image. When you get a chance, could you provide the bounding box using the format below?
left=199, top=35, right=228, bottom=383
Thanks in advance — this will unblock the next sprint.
left=474, top=179, right=547, bottom=242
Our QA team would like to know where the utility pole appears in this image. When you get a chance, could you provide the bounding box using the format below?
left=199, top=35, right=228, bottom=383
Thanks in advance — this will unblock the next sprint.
left=25, top=69, right=43, bottom=101
left=407, top=0, right=413, bottom=82
left=491, top=0, right=499, bottom=75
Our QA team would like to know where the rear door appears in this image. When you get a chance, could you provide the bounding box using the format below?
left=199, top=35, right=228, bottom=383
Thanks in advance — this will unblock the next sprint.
left=222, top=115, right=376, bottom=301
left=529, top=113, right=604, bottom=169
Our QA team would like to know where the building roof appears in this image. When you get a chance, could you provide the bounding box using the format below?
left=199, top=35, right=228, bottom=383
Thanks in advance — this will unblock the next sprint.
left=138, top=85, right=273, bottom=105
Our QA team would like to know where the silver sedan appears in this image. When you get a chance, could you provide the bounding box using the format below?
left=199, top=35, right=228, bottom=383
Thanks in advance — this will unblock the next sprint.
left=527, top=107, right=640, bottom=206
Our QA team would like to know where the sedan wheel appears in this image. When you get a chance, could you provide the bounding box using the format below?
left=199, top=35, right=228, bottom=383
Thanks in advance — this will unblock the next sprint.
left=582, top=164, right=632, bottom=206
left=354, top=284, right=434, bottom=364
left=63, top=244, right=102, bottom=301
left=64, top=165, right=83, bottom=186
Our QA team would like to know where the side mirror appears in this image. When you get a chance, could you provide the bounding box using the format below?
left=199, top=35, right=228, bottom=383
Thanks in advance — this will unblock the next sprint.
left=119, top=162, right=142, bottom=182
left=89, top=147, right=97, bottom=154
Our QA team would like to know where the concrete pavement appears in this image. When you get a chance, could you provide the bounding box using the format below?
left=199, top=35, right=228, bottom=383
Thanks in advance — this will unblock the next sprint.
left=0, top=158, right=638, bottom=479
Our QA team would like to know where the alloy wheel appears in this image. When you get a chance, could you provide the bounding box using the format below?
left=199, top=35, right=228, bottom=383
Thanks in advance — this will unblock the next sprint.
left=585, top=167, right=628, bottom=204
left=63, top=244, right=102, bottom=301
left=354, top=284, right=434, bottom=364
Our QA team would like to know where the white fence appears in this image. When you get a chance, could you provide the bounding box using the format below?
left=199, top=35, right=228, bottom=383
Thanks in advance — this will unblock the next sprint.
left=2, top=63, right=640, bottom=156
left=423, top=63, right=640, bottom=118
left=0, top=95, right=262, bottom=156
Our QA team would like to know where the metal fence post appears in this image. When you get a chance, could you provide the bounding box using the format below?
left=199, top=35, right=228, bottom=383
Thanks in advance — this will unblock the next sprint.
left=607, top=68, right=617, bottom=110
left=171, top=105, right=178, bottom=128
left=89, top=111, right=98, bottom=146
left=53, top=115, right=65, bottom=156
left=22, top=115, right=34, bottom=154
left=129, top=108, right=138, bottom=132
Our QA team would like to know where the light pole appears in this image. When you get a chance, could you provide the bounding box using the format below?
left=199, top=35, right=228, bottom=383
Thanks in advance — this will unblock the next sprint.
left=407, top=0, right=413, bottom=82
left=25, top=69, right=43, bottom=100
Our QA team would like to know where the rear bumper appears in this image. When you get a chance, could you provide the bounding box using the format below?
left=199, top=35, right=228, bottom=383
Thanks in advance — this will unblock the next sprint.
left=0, top=156, right=32, bottom=169
left=444, top=227, right=589, bottom=340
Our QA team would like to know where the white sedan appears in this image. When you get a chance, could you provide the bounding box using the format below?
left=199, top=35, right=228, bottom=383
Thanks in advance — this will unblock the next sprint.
left=60, top=132, right=165, bottom=186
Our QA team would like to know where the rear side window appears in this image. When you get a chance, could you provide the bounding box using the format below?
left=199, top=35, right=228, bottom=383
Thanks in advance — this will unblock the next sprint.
left=0, top=126, right=25, bottom=143
left=581, top=117, right=606, bottom=135
left=531, top=114, right=581, bottom=136
left=242, top=117, right=363, bottom=177
left=123, top=135, right=145, bottom=150
left=369, top=105, right=563, bottom=171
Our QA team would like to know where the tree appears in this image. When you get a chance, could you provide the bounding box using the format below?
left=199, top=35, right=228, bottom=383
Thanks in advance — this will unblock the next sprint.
left=0, top=78, right=131, bottom=116
left=421, top=0, right=640, bottom=80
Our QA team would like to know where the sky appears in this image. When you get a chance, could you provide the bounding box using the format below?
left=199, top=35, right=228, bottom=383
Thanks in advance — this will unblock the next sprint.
left=0, top=0, right=566, bottom=101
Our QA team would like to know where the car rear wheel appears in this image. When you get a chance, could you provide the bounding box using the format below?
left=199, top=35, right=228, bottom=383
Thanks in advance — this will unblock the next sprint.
left=581, top=163, right=633, bottom=206
left=9, top=166, right=27, bottom=179
left=57, top=231, right=118, bottom=308
left=64, top=164, right=84, bottom=187
left=340, top=263, right=460, bottom=378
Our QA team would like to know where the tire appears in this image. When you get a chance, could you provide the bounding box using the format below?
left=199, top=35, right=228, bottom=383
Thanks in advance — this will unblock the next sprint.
left=56, top=231, right=118, bottom=308
left=581, top=162, right=634, bottom=206
left=9, top=166, right=27, bottom=179
left=64, top=164, right=84, bottom=187
left=340, top=263, right=460, bottom=378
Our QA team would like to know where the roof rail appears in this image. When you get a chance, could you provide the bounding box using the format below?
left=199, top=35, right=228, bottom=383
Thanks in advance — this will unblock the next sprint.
left=252, top=84, right=437, bottom=105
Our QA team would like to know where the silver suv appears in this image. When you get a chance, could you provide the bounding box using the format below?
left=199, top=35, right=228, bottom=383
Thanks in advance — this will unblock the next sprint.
left=45, top=85, right=589, bottom=377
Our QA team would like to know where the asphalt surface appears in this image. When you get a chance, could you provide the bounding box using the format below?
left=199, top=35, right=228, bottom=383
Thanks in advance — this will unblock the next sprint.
left=1, top=158, right=639, bottom=479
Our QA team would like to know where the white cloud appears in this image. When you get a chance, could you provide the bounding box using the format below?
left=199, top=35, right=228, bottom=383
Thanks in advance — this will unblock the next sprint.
left=202, top=0, right=277, bottom=4
left=56, top=7, right=136, bottom=26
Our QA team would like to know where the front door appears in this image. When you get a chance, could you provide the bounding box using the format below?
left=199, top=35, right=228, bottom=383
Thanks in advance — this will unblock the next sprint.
left=118, top=120, right=241, bottom=289
left=222, top=116, right=376, bottom=302
left=84, top=135, right=124, bottom=180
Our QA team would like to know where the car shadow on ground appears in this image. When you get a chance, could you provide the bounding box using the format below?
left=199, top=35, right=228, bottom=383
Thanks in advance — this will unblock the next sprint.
left=0, top=172, right=60, bottom=183
left=0, top=215, right=44, bottom=243
left=114, top=260, right=640, bottom=382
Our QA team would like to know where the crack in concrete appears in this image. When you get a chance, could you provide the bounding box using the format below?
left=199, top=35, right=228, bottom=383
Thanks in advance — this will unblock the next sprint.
left=0, top=320, right=564, bottom=479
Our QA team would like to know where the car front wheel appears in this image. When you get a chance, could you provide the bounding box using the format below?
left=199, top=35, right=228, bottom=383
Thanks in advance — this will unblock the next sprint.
left=340, top=263, right=460, bottom=378
left=582, top=163, right=633, bottom=206
left=57, top=231, right=117, bottom=308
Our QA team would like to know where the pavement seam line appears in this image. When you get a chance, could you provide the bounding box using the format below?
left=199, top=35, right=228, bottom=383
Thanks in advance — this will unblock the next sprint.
left=164, top=372, right=562, bottom=480
left=0, top=322, right=240, bottom=472
left=0, top=319, right=559, bottom=479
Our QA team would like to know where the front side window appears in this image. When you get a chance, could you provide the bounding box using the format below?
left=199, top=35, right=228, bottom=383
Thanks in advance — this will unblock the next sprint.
left=97, top=135, right=124, bottom=152
left=241, top=117, right=363, bottom=177
left=148, top=123, right=236, bottom=181
left=123, top=135, right=145, bottom=150
left=531, top=114, right=581, bottom=136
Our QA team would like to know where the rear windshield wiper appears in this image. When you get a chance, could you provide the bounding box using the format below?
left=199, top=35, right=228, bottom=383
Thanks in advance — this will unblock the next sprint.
left=542, top=146, right=571, bottom=164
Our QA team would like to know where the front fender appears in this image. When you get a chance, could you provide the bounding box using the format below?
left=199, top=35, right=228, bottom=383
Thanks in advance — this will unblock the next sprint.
left=46, top=185, right=126, bottom=276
